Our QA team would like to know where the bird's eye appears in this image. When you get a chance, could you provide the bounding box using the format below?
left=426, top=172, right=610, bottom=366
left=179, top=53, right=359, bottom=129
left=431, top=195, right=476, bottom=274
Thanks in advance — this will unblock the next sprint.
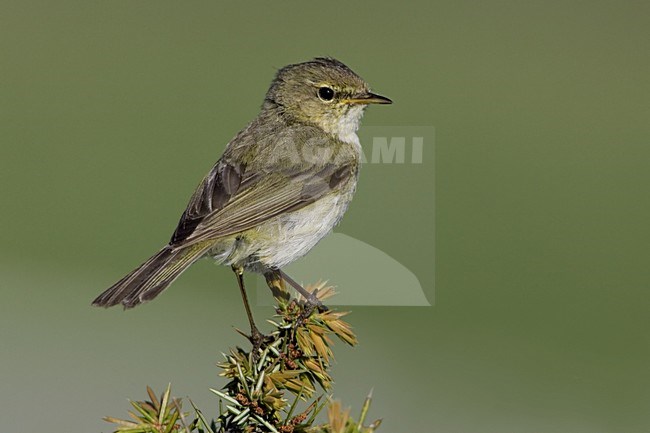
left=318, top=86, right=335, bottom=101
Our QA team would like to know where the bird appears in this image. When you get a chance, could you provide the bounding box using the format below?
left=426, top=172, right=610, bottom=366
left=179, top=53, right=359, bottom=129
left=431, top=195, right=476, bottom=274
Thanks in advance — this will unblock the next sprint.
left=92, top=57, right=392, bottom=344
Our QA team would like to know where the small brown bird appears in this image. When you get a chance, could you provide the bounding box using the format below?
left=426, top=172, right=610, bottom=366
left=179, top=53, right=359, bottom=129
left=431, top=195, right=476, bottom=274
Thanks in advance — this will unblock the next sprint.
left=92, top=57, right=391, bottom=343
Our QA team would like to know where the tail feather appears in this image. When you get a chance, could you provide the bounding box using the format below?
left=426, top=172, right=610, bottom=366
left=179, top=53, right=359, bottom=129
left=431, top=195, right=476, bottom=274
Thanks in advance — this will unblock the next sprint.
left=92, top=243, right=211, bottom=309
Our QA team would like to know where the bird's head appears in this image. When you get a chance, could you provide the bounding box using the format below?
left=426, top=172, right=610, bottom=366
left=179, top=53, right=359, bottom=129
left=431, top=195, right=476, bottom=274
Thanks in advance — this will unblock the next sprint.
left=264, top=57, right=392, bottom=142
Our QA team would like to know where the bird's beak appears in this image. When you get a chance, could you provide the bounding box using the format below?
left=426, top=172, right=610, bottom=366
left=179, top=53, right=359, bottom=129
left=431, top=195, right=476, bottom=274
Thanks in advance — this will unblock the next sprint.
left=345, top=92, right=393, bottom=105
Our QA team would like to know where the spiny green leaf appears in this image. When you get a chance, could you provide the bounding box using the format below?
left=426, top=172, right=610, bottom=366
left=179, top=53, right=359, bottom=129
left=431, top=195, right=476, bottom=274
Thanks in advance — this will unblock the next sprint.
left=209, top=388, right=241, bottom=406
left=129, top=400, right=157, bottom=424
left=158, top=383, right=171, bottom=425
left=189, top=399, right=215, bottom=433
left=102, top=416, right=140, bottom=428
left=146, top=386, right=160, bottom=412
left=163, top=409, right=180, bottom=433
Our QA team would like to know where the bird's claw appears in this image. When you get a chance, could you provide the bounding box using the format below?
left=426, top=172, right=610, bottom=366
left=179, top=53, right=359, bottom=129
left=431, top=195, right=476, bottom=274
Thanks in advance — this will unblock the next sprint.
left=249, top=328, right=272, bottom=356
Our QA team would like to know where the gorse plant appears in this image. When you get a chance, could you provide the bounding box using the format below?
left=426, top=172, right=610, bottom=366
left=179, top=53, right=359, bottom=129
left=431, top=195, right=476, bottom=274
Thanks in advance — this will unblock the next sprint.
left=103, top=283, right=382, bottom=433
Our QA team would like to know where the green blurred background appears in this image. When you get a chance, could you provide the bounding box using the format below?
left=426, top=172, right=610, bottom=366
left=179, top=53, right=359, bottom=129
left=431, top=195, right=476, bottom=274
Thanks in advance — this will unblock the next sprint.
left=1, top=1, right=649, bottom=432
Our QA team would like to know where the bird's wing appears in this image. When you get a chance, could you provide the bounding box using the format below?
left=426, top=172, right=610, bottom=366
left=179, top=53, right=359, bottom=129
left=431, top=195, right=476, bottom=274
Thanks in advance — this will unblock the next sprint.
left=170, top=157, right=356, bottom=248
left=170, top=159, right=248, bottom=244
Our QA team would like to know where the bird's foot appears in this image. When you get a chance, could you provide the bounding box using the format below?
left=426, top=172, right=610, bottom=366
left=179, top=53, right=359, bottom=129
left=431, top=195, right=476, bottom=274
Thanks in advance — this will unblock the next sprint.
left=299, top=290, right=328, bottom=321
left=249, top=327, right=272, bottom=357
left=236, top=326, right=271, bottom=358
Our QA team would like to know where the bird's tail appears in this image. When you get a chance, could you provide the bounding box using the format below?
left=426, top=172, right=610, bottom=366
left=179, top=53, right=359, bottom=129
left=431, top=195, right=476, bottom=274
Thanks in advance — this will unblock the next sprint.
left=92, top=242, right=212, bottom=309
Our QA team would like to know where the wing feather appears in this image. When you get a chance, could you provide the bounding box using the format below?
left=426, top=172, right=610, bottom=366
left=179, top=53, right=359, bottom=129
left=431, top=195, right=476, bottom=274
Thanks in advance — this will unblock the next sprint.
left=171, top=162, right=356, bottom=248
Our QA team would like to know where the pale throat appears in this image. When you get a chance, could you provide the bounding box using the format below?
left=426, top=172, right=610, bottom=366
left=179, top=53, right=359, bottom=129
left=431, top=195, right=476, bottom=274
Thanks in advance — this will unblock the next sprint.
left=320, top=104, right=365, bottom=152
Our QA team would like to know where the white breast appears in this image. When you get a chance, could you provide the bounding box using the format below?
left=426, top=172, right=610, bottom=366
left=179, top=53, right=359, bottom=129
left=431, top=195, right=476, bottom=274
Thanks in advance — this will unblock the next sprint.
left=254, top=193, right=351, bottom=269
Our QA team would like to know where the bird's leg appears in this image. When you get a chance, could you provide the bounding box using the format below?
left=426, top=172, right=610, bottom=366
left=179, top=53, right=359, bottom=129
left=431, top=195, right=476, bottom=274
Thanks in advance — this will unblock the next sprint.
left=231, top=265, right=266, bottom=351
left=264, top=268, right=290, bottom=305
left=278, top=269, right=328, bottom=314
